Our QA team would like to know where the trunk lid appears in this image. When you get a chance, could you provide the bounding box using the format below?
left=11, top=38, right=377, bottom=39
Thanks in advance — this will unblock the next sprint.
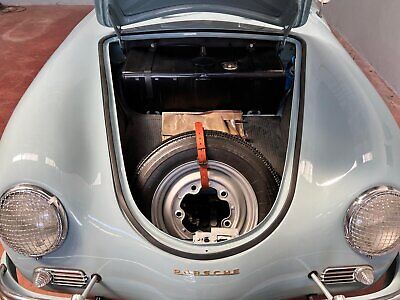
left=95, top=0, right=312, bottom=29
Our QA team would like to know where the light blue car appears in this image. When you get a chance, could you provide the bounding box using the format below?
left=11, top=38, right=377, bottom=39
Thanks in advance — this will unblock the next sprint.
left=0, top=1, right=399, bottom=299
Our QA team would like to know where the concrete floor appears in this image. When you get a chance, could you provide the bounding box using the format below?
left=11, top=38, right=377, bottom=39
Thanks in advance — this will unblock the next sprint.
left=0, top=5, right=93, bottom=136
left=0, top=5, right=399, bottom=299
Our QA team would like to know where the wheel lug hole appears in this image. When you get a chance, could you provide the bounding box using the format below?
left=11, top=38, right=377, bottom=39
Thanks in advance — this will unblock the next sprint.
left=190, top=185, right=197, bottom=191
left=175, top=210, right=183, bottom=218
left=220, top=190, right=228, bottom=198
left=223, top=220, right=231, bottom=228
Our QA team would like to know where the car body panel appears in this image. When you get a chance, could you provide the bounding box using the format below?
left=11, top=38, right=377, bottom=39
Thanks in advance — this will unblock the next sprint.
left=0, top=8, right=399, bottom=300
left=95, top=0, right=312, bottom=28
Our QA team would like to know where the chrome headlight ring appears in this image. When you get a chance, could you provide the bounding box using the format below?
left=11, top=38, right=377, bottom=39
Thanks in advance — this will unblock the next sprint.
left=345, top=186, right=400, bottom=257
left=0, top=184, right=68, bottom=257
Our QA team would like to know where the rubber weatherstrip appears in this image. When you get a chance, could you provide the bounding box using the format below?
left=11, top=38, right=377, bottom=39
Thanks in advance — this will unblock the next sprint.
left=98, top=30, right=306, bottom=260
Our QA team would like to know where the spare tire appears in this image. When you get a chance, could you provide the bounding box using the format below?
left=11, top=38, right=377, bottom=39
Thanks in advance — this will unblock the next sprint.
left=133, top=130, right=280, bottom=240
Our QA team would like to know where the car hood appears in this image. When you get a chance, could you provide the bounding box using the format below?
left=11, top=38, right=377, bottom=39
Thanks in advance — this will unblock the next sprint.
left=95, top=0, right=313, bottom=29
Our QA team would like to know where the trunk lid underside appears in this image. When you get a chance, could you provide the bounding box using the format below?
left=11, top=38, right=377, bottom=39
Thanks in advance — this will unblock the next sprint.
left=95, top=0, right=312, bottom=29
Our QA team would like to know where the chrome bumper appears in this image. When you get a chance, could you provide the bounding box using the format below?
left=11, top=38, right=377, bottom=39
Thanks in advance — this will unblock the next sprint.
left=0, top=253, right=100, bottom=300
left=0, top=252, right=400, bottom=300
left=0, top=263, right=68, bottom=300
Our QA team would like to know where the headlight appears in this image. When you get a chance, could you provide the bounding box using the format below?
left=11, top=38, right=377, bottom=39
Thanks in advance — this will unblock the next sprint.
left=345, top=186, right=400, bottom=256
left=0, top=184, right=68, bottom=257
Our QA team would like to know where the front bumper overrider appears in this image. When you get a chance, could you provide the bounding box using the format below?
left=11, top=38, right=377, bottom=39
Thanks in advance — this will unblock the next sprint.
left=0, top=252, right=400, bottom=300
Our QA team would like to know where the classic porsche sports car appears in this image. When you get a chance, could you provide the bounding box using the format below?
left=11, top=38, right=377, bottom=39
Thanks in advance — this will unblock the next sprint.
left=0, top=0, right=399, bottom=299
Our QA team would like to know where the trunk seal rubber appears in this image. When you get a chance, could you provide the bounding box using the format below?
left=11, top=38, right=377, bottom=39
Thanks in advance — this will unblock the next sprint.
left=98, top=30, right=306, bottom=260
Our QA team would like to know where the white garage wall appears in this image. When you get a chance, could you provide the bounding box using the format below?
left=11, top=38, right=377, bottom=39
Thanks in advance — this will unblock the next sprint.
left=324, top=0, right=400, bottom=94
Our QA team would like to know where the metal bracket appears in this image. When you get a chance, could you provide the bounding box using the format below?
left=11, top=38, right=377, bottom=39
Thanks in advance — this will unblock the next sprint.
left=193, top=228, right=239, bottom=244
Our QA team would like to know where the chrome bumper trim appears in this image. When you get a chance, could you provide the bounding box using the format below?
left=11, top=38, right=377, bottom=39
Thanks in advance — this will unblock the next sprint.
left=0, top=253, right=99, bottom=300
left=0, top=252, right=400, bottom=299
left=0, top=263, right=69, bottom=300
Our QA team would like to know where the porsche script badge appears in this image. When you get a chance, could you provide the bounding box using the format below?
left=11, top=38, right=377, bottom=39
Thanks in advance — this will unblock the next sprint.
left=174, top=269, right=240, bottom=276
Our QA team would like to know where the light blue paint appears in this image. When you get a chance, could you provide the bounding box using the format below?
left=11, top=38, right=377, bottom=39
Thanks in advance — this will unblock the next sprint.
left=0, top=6, right=399, bottom=300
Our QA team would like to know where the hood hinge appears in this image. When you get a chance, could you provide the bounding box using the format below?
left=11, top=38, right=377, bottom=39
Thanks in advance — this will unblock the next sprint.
left=112, top=25, right=127, bottom=54
left=109, top=6, right=126, bottom=53
left=278, top=24, right=293, bottom=53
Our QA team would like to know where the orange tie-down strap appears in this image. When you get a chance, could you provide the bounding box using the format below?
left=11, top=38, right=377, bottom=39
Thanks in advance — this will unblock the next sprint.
left=195, top=122, right=209, bottom=188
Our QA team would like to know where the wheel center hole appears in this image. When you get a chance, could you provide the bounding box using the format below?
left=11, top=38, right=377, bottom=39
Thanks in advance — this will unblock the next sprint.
left=180, top=187, right=230, bottom=233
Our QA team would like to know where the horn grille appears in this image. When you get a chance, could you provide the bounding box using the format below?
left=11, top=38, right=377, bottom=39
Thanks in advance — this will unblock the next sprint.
left=320, top=266, right=372, bottom=285
left=35, top=268, right=89, bottom=288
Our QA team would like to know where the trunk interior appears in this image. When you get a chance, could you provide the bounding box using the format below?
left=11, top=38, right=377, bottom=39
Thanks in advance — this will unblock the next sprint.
left=108, top=35, right=297, bottom=242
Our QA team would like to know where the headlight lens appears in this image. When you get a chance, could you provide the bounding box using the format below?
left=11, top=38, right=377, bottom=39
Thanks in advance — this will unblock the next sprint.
left=345, top=186, right=400, bottom=256
left=0, top=184, right=68, bottom=257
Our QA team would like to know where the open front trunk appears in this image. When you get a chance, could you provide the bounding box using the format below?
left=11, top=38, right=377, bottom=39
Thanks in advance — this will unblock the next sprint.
left=108, top=34, right=297, bottom=245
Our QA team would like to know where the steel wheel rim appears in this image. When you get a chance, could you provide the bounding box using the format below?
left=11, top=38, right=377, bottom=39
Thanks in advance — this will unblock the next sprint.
left=151, top=160, right=258, bottom=241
